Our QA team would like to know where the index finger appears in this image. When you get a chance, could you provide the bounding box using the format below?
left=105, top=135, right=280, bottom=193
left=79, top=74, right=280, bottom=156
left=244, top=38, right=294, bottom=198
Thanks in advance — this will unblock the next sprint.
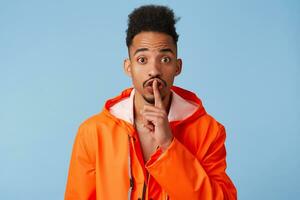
left=153, top=79, right=164, bottom=108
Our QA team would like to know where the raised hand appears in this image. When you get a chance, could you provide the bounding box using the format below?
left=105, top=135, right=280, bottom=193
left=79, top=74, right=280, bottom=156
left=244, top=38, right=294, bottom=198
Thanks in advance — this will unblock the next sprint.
left=141, top=79, right=173, bottom=150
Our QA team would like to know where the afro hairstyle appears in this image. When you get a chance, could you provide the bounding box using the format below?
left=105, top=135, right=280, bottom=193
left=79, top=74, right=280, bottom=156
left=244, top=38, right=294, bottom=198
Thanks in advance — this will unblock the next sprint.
left=126, top=5, right=180, bottom=47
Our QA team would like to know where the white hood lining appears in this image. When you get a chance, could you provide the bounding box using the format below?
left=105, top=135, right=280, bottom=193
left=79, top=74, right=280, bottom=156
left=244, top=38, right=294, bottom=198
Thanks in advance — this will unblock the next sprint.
left=109, top=89, right=199, bottom=124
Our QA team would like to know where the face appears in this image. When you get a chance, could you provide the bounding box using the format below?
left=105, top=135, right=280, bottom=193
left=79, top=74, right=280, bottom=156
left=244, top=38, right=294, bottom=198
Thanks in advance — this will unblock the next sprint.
left=124, top=31, right=182, bottom=104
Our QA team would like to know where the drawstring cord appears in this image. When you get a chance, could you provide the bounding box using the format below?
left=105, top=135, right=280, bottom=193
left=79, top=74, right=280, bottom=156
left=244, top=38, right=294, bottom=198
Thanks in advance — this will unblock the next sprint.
left=128, top=135, right=134, bottom=200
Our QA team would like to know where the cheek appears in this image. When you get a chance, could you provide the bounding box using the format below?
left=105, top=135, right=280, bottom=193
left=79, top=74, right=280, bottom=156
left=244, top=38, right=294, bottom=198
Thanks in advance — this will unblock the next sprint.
left=131, top=69, right=145, bottom=87
left=131, top=65, right=148, bottom=79
left=164, top=69, right=177, bottom=82
left=131, top=64, right=145, bottom=74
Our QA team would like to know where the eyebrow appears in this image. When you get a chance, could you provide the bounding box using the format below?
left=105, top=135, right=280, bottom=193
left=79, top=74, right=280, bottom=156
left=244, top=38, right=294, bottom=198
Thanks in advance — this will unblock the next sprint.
left=133, top=48, right=148, bottom=56
left=133, top=48, right=174, bottom=56
left=160, top=48, right=174, bottom=54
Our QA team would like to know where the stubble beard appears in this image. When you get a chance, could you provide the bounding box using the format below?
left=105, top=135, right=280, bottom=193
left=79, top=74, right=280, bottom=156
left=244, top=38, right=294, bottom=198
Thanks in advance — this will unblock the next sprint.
left=142, top=94, right=165, bottom=105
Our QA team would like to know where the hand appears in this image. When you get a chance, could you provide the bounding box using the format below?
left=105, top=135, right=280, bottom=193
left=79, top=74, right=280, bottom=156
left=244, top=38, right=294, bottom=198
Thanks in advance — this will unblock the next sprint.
left=141, top=80, right=173, bottom=150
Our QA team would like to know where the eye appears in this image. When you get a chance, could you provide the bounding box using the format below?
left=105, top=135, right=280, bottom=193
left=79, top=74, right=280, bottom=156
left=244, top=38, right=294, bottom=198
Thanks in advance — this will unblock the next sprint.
left=161, top=57, right=171, bottom=63
left=137, top=57, right=147, bottom=64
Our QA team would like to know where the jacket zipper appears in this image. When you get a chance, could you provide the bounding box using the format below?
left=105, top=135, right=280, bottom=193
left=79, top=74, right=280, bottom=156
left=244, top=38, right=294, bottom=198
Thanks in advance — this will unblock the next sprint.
left=141, top=181, right=147, bottom=200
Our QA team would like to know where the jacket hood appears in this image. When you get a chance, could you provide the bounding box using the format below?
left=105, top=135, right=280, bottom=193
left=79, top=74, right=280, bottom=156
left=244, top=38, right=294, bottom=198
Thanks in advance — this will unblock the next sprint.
left=103, top=86, right=207, bottom=127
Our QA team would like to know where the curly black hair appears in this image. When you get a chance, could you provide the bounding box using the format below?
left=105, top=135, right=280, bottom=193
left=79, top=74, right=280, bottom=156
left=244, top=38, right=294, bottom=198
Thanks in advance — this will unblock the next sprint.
left=126, top=5, right=180, bottom=47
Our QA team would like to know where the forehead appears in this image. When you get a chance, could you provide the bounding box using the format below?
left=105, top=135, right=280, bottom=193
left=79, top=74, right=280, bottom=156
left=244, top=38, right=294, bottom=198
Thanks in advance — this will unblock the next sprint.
left=130, top=32, right=176, bottom=54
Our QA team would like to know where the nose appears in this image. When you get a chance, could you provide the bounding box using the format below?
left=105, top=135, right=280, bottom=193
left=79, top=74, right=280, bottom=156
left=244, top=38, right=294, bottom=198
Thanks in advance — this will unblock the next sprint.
left=148, top=60, right=162, bottom=77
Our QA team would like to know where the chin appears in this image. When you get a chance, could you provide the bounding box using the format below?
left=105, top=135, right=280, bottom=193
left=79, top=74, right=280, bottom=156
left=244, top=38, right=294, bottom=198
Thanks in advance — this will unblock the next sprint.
left=142, top=93, right=166, bottom=105
left=143, top=96, right=155, bottom=105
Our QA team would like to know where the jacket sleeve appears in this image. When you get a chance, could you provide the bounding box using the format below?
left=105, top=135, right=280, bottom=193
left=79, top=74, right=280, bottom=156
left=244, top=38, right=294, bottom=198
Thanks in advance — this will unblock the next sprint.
left=145, top=125, right=237, bottom=200
left=64, top=125, right=96, bottom=200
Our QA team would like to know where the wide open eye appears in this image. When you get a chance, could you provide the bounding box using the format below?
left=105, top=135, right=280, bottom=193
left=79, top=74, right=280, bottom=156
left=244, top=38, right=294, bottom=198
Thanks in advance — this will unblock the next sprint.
left=137, top=57, right=147, bottom=64
left=161, top=57, right=171, bottom=63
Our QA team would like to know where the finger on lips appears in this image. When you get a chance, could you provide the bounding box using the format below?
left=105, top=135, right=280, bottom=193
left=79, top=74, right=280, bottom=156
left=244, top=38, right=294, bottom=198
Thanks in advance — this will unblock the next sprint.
left=153, top=80, right=163, bottom=108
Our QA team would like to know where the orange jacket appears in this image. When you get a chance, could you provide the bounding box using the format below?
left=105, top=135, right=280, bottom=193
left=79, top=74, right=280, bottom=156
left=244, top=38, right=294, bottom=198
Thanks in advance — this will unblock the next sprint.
left=65, top=86, right=237, bottom=200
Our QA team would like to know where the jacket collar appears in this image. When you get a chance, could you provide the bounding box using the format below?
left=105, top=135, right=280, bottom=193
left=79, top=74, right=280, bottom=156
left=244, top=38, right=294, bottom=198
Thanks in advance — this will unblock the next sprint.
left=107, top=86, right=205, bottom=125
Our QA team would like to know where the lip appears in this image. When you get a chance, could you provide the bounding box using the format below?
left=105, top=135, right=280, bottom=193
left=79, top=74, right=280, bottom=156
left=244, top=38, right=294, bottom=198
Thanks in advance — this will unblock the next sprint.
left=144, top=79, right=164, bottom=94
left=145, top=78, right=164, bottom=88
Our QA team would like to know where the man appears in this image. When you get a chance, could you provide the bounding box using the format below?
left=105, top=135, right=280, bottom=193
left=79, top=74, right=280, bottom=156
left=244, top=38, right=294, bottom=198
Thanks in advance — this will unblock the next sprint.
left=65, top=5, right=237, bottom=200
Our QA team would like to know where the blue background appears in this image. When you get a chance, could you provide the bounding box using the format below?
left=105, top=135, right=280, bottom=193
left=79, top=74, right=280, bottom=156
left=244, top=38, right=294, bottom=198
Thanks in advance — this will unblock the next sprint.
left=0, top=0, right=299, bottom=199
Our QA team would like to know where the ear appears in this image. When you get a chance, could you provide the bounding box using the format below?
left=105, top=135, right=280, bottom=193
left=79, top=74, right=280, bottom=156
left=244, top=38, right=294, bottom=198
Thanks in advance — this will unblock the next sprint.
left=175, top=58, right=182, bottom=76
left=123, top=58, right=132, bottom=77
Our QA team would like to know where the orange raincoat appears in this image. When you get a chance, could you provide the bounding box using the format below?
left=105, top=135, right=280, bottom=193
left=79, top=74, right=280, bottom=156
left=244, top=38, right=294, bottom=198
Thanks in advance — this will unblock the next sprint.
left=65, top=86, right=237, bottom=199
